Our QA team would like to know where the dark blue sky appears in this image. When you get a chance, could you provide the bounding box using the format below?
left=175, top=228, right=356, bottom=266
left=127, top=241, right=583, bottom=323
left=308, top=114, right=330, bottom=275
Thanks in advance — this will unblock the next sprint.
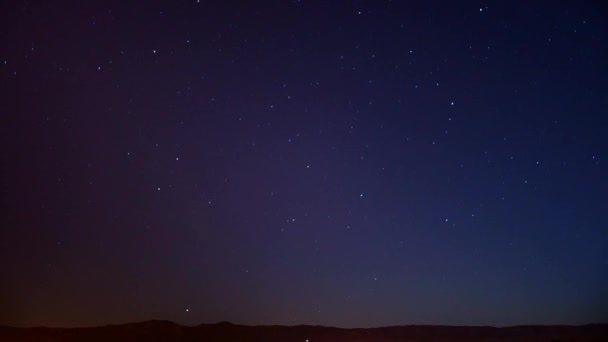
left=1, top=0, right=607, bottom=328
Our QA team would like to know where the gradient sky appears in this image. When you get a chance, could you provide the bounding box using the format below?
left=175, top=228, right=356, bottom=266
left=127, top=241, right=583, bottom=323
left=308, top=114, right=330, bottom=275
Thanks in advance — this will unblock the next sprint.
left=1, top=0, right=607, bottom=328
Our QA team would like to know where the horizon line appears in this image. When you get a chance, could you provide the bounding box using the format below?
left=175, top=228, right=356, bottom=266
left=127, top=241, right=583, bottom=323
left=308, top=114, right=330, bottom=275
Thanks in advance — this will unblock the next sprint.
left=4, top=320, right=608, bottom=330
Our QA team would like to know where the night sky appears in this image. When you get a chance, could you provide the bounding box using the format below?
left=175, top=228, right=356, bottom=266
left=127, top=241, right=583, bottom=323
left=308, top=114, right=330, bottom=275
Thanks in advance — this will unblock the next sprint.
left=2, top=0, right=607, bottom=329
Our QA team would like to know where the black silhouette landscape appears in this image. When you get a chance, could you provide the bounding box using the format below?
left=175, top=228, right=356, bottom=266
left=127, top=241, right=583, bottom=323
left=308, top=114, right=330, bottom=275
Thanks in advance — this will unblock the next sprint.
left=1, top=321, right=607, bottom=342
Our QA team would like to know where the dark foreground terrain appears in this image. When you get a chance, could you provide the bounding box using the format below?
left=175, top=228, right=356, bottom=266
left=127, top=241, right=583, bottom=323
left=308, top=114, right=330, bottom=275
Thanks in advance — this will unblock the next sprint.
left=1, top=321, right=607, bottom=342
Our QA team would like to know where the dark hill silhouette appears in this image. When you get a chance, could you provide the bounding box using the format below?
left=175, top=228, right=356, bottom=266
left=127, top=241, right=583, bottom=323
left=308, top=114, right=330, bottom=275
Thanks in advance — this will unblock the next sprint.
left=1, top=321, right=607, bottom=341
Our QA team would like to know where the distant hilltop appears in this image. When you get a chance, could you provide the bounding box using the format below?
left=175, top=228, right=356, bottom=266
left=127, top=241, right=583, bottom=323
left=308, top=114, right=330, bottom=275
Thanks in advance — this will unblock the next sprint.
left=1, top=321, right=607, bottom=341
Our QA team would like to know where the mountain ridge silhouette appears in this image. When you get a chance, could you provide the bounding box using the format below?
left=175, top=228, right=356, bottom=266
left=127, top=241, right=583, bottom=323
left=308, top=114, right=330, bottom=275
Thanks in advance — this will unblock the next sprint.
left=1, top=320, right=607, bottom=341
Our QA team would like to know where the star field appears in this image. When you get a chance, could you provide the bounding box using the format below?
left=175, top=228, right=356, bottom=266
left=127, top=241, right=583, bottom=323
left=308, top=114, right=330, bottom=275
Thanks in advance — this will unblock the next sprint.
left=1, top=0, right=607, bottom=328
